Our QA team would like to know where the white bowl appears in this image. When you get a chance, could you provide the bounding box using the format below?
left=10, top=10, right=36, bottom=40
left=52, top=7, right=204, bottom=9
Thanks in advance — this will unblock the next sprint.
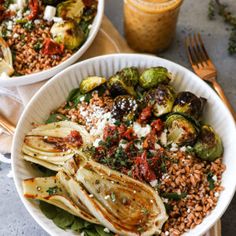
left=12, top=54, right=236, bottom=236
left=0, top=0, right=104, bottom=87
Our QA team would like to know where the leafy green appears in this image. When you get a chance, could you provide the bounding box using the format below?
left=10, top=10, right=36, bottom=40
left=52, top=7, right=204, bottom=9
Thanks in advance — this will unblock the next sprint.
left=95, top=225, right=113, bottom=236
left=71, top=218, right=85, bottom=231
left=164, top=203, right=173, bottom=214
left=39, top=201, right=57, bottom=219
left=79, top=20, right=91, bottom=38
left=161, top=192, right=187, bottom=200
left=53, top=211, right=75, bottom=229
left=207, top=172, right=215, bottom=190
left=45, top=113, right=68, bottom=124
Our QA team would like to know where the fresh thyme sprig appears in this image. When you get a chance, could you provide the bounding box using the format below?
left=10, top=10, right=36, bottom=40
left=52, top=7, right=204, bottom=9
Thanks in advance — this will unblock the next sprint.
left=208, top=0, right=236, bottom=54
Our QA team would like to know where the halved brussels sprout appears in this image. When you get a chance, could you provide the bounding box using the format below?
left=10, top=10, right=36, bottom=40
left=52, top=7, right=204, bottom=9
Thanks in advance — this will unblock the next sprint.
left=139, top=67, right=171, bottom=89
left=193, top=124, right=223, bottom=161
left=172, top=91, right=207, bottom=121
left=79, top=76, right=106, bottom=94
left=107, top=67, right=139, bottom=97
left=165, top=114, right=198, bottom=146
left=50, top=20, right=85, bottom=50
left=111, top=95, right=138, bottom=122
left=144, top=84, right=176, bottom=117
left=57, top=0, right=85, bottom=23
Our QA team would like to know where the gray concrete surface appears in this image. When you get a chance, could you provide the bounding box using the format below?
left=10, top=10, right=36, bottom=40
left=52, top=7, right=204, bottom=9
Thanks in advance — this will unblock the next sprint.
left=1, top=0, right=236, bottom=235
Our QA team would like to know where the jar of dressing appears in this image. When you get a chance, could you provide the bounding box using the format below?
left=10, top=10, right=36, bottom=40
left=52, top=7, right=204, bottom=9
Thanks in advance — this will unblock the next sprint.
left=124, top=0, right=183, bottom=53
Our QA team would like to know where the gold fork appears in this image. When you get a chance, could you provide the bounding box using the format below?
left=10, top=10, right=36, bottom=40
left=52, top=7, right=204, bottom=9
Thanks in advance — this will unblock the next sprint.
left=185, top=33, right=236, bottom=121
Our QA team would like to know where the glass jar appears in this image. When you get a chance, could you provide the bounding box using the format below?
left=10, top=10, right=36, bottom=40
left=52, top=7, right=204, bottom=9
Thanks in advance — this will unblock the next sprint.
left=124, top=0, right=183, bottom=53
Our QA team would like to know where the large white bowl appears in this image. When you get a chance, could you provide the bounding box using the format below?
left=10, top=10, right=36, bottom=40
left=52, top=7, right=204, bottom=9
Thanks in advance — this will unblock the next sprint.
left=12, top=54, right=236, bottom=236
left=0, top=0, right=104, bottom=87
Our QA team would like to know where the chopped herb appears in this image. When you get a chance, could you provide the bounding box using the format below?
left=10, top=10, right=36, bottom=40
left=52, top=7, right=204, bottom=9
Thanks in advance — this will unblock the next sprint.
left=164, top=203, right=173, bottom=214
left=46, top=186, right=59, bottom=195
left=45, top=113, right=68, bottom=124
left=160, top=161, right=167, bottom=173
left=161, top=192, right=187, bottom=200
left=33, top=41, right=42, bottom=52
left=114, top=120, right=121, bottom=126
left=141, top=207, right=149, bottom=215
left=207, top=172, right=215, bottom=190
left=15, top=18, right=28, bottom=24
left=84, top=92, right=92, bottom=103
left=23, top=21, right=34, bottom=31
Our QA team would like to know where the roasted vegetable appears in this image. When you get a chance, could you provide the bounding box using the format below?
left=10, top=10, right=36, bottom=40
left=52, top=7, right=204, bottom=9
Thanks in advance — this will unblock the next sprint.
left=172, top=91, right=207, bottom=121
left=23, top=175, right=99, bottom=224
left=111, top=95, right=138, bottom=122
left=79, top=76, right=106, bottom=94
left=165, top=114, right=198, bottom=146
left=50, top=21, right=85, bottom=50
left=107, top=67, right=139, bottom=97
left=139, top=67, right=171, bottom=89
left=144, top=84, right=176, bottom=117
left=60, top=154, right=168, bottom=236
left=57, top=0, right=85, bottom=22
left=0, top=37, right=14, bottom=76
left=193, top=124, right=223, bottom=161
left=22, top=121, right=93, bottom=170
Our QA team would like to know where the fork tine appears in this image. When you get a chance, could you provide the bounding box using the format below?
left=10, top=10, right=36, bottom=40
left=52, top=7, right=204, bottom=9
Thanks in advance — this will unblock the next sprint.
left=196, top=33, right=210, bottom=60
left=185, top=35, right=200, bottom=68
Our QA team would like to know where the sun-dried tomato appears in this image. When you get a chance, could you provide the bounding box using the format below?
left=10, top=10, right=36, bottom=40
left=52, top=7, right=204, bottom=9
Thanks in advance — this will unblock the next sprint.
left=121, top=127, right=136, bottom=141
left=133, top=151, right=156, bottom=182
left=82, top=0, right=96, bottom=6
left=42, top=38, right=64, bottom=55
left=27, top=0, right=39, bottom=20
left=143, top=130, right=156, bottom=149
left=64, top=130, right=83, bottom=148
left=137, top=106, right=152, bottom=124
left=151, top=119, right=164, bottom=134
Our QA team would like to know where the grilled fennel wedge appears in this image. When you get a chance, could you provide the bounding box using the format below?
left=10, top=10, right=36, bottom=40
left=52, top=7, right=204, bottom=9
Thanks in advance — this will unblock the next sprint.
left=23, top=176, right=99, bottom=224
left=22, top=121, right=93, bottom=170
left=62, top=154, right=168, bottom=235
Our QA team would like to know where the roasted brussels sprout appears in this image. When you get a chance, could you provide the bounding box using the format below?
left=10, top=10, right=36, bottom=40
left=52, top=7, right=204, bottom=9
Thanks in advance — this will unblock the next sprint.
left=107, top=67, right=139, bottom=97
left=50, top=21, right=85, bottom=50
left=79, top=76, right=106, bottom=94
left=111, top=95, right=138, bottom=122
left=193, top=125, right=223, bottom=161
left=172, top=91, right=207, bottom=121
left=165, top=114, right=198, bottom=146
left=144, top=84, right=176, bottom=117
left=57, top=0, right=85, bottom=23
left=139, top=67, right=171, bottom=89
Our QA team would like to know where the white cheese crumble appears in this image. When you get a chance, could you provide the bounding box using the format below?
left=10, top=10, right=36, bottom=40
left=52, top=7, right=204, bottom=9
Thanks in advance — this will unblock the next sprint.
left=133, top=122, right=151, bottom=138
left=34, top=19, right=41, bottom=24
left=93, top=138, right=102, bottom=147
left=119, top=139, right=128, bottom=149
left=9, top=4, right=19, bottom=12
left=13, top=33, right=19, bottom=38
left=214, top=192, right=220, bottom=198
left=104, top=195, right=110, bottom=200
left=180, top=146, right=187, bottom=152
left=43, top=6, right=56, bottom=21
left=104, top=228, right=110, bottom=233
left=154, top=142, right=161, bottom=150
left=89, top=194, right=94, bottom=198
left=170, top=143, right=178, bottom=152
left=150, top=179, right=158, bottom=187
left=53, top=17, right=64, bottom=23
left=165, top=231, right=170, bottom=236
left=212, top=175, right=217, bottom=182
left=17, top=0, right=27, bottom=9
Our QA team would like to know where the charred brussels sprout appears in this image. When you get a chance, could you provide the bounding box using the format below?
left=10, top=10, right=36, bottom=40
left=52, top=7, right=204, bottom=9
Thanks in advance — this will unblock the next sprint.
left=111, top=95, right=138, bottom=122
left=79, top=76, right=106, bottom=94
left=107, top=67, right=139, bottom=97
left=57, top=0, right=85, bottom=23
left=193, top=125, right=223, bottom=161
left=145, top=84, right=176, bottom=117
left=139, top=67, right=171, bottom=89
left=165, top=114, right=198, bottom=146
left=50, top=21, right=85, bottom=50
left=172, top=91, right=207, bottom=121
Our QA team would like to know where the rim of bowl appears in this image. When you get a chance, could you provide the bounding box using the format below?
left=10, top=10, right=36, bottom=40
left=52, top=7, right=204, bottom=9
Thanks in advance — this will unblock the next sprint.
left=12, top=53, right=236, bottom=236
left=0, top=0, right=104, bottom=87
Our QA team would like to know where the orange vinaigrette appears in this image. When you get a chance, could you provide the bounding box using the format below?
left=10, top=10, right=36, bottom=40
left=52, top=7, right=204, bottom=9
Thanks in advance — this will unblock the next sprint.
left=124, top=0, right=183, bottom=53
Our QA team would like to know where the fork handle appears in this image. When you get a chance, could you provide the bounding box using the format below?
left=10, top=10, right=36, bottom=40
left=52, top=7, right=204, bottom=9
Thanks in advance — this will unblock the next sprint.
left=0, top=114, right=15, bottom=135
left=212, top=80, right=236, bottom=122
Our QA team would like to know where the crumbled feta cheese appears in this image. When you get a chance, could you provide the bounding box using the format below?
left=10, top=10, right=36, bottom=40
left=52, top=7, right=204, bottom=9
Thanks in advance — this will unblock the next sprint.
left=93, top=138, right=102, bottom=147
left=88, top=24, right=92, bottom=29
left=34, top=19, right=41, bottom=24
left=154, top=142, right=161, bottom=150
left=13, top=33, right=19, bottom=38
left=79, top=96, right=85, bottom=102
left=212, top=175, right=217, bottom=182
left=170, top=143, right=178, bottom=152
left=43, top=6, right=56, bottom=21
left=104, top=228, right=110, bottom=233
left=133, top=122, right=151, bottom=138
left=6, top=21, right=13, bottom=30
left=119, top=139, right=128, bottom=149
left=134, top=140, right=142, bottom=149
left=214, top=192, right=220, bottom=198
left=104, top=195, right=110, bottom=200
left=150, top=179, right=158, bottom=187
left=180, top=146, right=187, bottom=152
left=187, top=208, right=191, bottom=213
left=17, top=0, right=27, bottom=9
left=52, top=17, right=64, bottom=23
left=89, top=194, right=94, bottom=198
left=161, top=198, right=169, bottom=203
left=9, top=4, right=19, bottom=12
left=165, top=231, right=170, bottom=236
left=160, top=129, right=167, bottom=146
